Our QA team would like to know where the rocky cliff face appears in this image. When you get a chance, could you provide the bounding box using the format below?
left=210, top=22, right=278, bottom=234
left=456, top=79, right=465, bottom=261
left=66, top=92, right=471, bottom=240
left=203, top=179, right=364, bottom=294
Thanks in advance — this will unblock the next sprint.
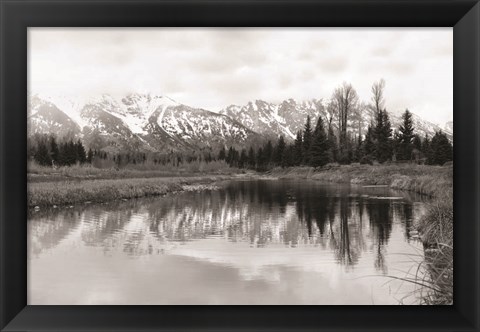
left=28, top=93, right=453, bottom=152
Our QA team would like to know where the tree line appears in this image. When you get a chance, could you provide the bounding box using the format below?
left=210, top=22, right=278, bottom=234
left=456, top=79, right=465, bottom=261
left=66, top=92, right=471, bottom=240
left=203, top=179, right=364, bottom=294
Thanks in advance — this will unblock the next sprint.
left=220, top=80, right=452, bottom=169
left=220, top=108, right=452, bottom=170
left=28, top=133, right=218, bottom=168
left=29, top=109, right=452, bottom=170
left=28, top=134, right=91, bottom=167
left=28, top=80, right=452, bottom=170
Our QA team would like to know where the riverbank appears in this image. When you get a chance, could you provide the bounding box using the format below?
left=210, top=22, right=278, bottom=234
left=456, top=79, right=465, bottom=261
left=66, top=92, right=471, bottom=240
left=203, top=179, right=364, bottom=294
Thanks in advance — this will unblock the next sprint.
left=268, top=163, right=452, bottom=197
left=28, top=161, right=237, bottom=183
left=28, top=174, right=239, bottom=208
left=269, top=163, right=453, bottom=305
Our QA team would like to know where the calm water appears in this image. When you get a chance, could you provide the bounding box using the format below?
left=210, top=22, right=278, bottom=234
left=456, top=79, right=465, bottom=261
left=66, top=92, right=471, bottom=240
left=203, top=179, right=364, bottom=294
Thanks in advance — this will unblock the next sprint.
left=28, top=179, right=428, bottom=305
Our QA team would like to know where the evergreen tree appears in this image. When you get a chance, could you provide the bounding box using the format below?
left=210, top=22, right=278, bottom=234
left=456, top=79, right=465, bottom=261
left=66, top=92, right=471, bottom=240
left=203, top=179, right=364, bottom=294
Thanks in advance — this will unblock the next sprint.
left=247, top=147, right=255, bottom=169
left=294, top=131, right=303, bottom=165
left=274, top=135, right=286, bottom=165
left=67, top=140, right=78, bottom=165
left=391, top=130, right=401, bottom=162
left=58, top=140, right=76, bottom=166
left=310, top=116, right=330, bottom=167
left=49, top=135, right=59, bottom=164
left=363, top=125, right=375, bottom=158
left=327, top=125, right=337, bottom=162
left=360, top=125, right=375, bottom=164
left=397, top=109, right=415, bottom=160
left=218, top=147, right=226, bottom=161
left=256, top=147, right=265, bottom=170
left=303, top=115, right=313, bottom=164
left=34, top=139, right=52, bottom=166
left=413, top=134, right=422, bottom=151
left=57, top=142, right=66, bottom=166
left=234, top=149, right=239, bottom=166
left=422, top=134, right=431, bottom=156
left=226, top=147, right=235, bottom=165
left=264, top=140, right=274, bottom=166
left=282, top=145, right=295, bottom=167
left=239, top=149, right=248, bottom=168
left=428, top=131, right=453, bottom=165
left=374, top=110, right=392, bottom=163
left=76, top=139, right=87, bottom=164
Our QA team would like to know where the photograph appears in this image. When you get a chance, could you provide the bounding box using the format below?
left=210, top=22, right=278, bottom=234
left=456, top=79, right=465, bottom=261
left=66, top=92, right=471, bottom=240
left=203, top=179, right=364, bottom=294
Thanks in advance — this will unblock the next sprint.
left=27, top=27, right=453, bottom=305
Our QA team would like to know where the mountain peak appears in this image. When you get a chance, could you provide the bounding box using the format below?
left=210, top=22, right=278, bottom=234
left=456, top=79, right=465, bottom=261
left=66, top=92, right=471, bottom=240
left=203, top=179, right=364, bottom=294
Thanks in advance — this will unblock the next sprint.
left=29, top=93, right=453, bottom=154
left=29, top=93, right=259, bottom=152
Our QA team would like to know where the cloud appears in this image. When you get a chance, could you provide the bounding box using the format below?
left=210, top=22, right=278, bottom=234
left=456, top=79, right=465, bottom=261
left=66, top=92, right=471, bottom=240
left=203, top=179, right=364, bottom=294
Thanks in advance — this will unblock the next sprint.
left=319, top=57, right=349, bottom=73
left=372, top=46, right=393, bottom=57
left=28, top=27, right=453, bottom=125
left=277, top=73, right=294, bottom=89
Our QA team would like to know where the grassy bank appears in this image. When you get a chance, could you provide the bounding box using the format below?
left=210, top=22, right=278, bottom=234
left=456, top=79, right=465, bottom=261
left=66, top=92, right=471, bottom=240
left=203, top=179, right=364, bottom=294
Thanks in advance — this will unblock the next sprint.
left=28, top=174, right=233, bottom=208
left=269, top=163, right=452, bottom=197
left=271, top=163, right=453, bottom=305
left=28, top=160, right=238, bottom=183
left=415, top=193, right=453, bottom=305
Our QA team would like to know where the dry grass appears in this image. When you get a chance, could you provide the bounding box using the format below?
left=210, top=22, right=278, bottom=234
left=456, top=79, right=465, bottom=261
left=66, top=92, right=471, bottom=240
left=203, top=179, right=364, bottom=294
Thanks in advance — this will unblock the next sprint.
left=415, top=193, right=453, bottom=305
left=28, top=175, right=231, bottom=208
left=28, top=160, right=237, bottom=183
left=270, top=163, right=452, bottom=197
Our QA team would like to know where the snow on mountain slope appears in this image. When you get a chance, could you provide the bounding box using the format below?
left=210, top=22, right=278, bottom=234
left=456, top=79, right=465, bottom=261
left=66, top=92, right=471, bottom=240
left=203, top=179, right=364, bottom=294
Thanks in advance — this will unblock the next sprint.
left=28, top=93, right=452, bottom=153
left=76, top=94, right=180, bottom=136
left=28, top=95, right=81, bottom=137
left=277, top=99, right=325, bottom=137
left=222, top=99, right=452, bottom=142
left=117, top=94, right=180, bottom=135
left=160, top=105, right=260, bottom=149
left=221, top=100, right=301, bottom=140
left=28, top=94, right=262, bottom=152
left=33, top=94, right=90, bottom=130
left=222, top=99, right=330, bottom=140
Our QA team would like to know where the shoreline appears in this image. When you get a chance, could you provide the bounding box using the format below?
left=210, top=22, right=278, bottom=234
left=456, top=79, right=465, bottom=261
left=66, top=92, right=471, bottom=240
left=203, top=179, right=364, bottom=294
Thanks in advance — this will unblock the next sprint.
left=28, top=173, right=247, bottom=209
left=268, top=164, right=452, bottom=198
left=267, top=164, right=452, bottom=305
left=28, top=164, right=452, bottom=209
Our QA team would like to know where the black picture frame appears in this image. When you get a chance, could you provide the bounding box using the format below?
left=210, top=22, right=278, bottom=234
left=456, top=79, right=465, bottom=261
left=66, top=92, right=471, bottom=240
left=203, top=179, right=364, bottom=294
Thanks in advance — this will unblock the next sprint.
left=1, top=0, right=479, bottom=331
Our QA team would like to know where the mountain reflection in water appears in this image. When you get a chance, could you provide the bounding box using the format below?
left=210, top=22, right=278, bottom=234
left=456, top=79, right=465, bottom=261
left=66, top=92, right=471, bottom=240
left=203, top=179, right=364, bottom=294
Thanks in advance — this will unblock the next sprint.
left=28, top=179, right=427, bottom=305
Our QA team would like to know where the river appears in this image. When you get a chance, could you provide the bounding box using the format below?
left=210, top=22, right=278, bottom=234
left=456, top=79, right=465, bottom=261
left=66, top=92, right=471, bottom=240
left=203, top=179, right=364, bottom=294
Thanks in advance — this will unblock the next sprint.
left=28, top=178, right=428, bottom=305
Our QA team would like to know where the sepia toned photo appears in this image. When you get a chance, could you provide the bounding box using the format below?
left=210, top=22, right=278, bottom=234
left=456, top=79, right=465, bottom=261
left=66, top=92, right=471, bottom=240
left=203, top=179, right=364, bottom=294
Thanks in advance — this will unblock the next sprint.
left=27, top=28, right=453, bottom=305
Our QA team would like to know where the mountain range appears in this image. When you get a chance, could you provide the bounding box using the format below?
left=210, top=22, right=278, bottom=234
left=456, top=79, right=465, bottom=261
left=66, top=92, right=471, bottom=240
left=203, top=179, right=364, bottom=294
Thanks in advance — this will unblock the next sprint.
left=28, top=93, right=453, bottom=153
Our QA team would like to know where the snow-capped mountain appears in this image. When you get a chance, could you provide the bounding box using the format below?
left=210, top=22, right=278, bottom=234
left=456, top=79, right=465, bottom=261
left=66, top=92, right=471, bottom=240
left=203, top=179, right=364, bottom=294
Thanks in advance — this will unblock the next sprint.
left=28, top=93, right=452, bottom=153
left=28, top=94, right=262, bottom=152
left=220, top=99, right=324, bottom=140
left=28, top=95, right=82, bottom=137
left=221, top=99, right=453, bottom=141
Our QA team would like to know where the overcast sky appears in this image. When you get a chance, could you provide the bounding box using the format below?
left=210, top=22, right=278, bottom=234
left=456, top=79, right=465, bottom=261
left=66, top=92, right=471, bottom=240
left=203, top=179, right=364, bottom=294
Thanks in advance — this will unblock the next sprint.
left=29, top=28, right=453, bottom=125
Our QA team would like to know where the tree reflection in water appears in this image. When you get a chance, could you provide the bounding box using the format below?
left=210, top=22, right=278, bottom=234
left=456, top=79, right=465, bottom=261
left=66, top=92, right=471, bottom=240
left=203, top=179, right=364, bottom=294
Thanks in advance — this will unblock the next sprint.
left=29, top=179, right=421, bottom=273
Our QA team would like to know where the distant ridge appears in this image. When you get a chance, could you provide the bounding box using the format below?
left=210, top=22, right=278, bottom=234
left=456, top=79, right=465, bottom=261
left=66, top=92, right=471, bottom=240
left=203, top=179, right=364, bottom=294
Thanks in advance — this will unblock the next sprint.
left=28, top=93, right=453, bottom=152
